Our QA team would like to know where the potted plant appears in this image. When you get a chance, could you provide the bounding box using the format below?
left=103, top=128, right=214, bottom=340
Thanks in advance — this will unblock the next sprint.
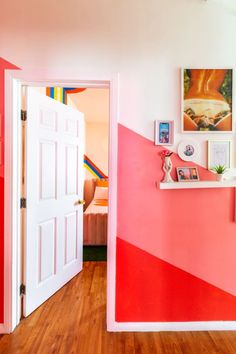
left=211, top=165, right=227, bottom=181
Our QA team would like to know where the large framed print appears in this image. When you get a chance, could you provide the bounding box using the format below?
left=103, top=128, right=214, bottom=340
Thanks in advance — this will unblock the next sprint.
left=208, top=140, right=232, bottom=169
left=182, top=69, right=233, bottom=132
left=154, top=120, right=174, bottom=146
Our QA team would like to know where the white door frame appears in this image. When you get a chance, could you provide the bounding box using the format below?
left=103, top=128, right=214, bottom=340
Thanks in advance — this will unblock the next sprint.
left=4, top=69, right=119, bottom=333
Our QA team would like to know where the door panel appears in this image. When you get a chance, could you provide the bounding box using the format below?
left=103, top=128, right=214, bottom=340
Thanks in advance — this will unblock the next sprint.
left=65, top=145, right=78, bottom=195
left=39, top=140, right=57, bottom=200
left=38, top=218, right=56, bottom=283
left=65, top=212, right=77, bottom=265
left=24, top=87, right=84, bottom=317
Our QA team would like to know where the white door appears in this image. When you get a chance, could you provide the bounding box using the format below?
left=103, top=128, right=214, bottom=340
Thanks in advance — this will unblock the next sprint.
left=23, top=87, right=84, bottom=316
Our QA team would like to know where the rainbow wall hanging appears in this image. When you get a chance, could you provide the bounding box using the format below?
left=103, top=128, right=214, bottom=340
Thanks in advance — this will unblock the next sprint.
left=46, top=87, right=86, bottom=104
left=84, top=155, right=108, bottom=179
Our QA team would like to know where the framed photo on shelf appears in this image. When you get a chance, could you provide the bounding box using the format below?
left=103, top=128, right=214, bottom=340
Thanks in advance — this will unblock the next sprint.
left=155, top=120, right=174, bottom=145
left=182, top=68, right=233, bottom=133
left=176, top=167, right=200, bottom=182
left=208, top=139, right=232, bottom=169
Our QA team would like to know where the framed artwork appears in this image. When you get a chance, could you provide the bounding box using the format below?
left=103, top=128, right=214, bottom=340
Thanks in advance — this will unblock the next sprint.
left=177, top=139, right=200, bottom=162
left=182, top=68, right=233, bottom=132
left=176, top=167, right=200, bottom=181
left=155, top=120, right=174, bottom=145
left=208, top=140, right=232, bottom=169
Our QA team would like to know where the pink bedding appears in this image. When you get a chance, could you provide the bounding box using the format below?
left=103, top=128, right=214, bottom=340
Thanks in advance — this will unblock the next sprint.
left=83, top=200, right=108, bottom=245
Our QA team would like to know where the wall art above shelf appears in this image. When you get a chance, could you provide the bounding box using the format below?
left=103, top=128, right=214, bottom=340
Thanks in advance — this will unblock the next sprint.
left=159, top=179, right=236, bottom=190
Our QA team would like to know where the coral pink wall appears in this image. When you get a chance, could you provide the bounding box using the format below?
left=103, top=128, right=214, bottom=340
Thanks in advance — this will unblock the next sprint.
left=116, top=124, right=236, bottom=321
left=0, top=58, right=18, bottom=323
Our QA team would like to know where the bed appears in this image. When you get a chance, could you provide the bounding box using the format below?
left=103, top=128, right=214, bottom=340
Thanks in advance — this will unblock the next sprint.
left=83, top=179, right=108, bottom=245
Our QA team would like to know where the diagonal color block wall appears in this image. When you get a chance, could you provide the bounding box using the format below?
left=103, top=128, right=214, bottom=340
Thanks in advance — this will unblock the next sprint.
left=116, top=124, right=236, bottom=321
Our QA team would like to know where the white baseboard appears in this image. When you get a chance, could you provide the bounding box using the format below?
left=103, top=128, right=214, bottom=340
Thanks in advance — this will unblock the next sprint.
left=108, top=321, right=236, bottom=332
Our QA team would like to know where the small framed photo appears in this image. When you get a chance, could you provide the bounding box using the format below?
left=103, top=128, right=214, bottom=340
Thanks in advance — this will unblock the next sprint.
left=155, top=120, right=174, bottom=145
left=176, top=167, right=200, bottom=181
left=208, top=139, right=232, bottom=169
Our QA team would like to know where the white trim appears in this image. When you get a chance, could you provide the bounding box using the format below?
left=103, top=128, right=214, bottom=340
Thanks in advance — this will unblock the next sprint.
left=4, top=69, right=119, bottom=333
left=110, top=321, right=236, bottom=332
left=106, top=75, right=119, bottom=330
left=159, top=179, right=236, bottom=189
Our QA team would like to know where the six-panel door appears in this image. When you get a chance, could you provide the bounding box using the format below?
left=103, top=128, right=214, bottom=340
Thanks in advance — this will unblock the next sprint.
left=24, top=87, right=84, bottom=316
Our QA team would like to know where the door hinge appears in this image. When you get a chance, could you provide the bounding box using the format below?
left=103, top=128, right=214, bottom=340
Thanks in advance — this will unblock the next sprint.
left=20, top=198, right=27, bottom=209
left=21, top=110, right=27, bottom=121
left=20, top=284, right=26, bottom=295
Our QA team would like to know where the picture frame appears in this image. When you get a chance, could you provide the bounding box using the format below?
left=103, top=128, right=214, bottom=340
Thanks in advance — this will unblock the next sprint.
left=207, top=139, right=232, bottom=170
left=182, top=68, right=233, bottom=133
left=155, top=120, right=174, bottom=146
left=176, top=167, right=200, bottom=182
left=177, top=139, right=200, bottom=162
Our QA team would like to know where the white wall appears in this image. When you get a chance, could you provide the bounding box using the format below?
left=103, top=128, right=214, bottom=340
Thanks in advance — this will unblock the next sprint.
left=1, top=0, right=236, bottom=167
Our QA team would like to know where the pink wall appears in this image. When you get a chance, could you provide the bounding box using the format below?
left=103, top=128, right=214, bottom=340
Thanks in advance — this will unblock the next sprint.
left=116, top=124, right=236, bottom=321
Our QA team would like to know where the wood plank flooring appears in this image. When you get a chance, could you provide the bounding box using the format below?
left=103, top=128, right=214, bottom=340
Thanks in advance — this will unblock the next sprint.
left=1, top=262, right=236, bottom=354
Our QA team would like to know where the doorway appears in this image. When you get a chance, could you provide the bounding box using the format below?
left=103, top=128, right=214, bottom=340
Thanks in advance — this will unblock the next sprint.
left=4, top=71, right=118, bottom=333
left=27, top=86, right=110, bottom=264
left=66, top=87, right=109, bottom=263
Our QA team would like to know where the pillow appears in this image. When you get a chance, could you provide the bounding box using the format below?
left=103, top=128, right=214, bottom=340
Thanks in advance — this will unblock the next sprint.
left=96, top=179, right=109, bottom=187
left=94, top=186, right=108, bottom=200
left=94, top=199, right=108, bottom=206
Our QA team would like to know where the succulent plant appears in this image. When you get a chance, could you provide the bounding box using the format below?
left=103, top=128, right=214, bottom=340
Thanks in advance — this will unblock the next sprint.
left=211, top=165, right=227, bottom=174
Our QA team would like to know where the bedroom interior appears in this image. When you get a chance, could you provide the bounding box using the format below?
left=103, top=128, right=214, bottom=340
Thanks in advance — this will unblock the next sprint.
left=66, top=87, right=109, bottom=261
left=3, top=0, right=236, bottom=352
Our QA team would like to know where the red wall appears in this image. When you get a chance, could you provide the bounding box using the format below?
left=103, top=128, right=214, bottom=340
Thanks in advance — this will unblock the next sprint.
left=0, top=58, right=18, bottom=323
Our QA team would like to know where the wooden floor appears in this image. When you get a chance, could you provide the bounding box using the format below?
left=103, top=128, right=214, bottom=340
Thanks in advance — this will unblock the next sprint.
left=1, top=262, right=236, bottom=354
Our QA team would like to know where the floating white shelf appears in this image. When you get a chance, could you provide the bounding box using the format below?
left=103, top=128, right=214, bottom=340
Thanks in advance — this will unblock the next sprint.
left=159, top=179, right=236, bottom=190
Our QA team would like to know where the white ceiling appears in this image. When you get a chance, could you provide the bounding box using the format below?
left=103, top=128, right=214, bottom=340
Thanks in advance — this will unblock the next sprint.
left=67, top=88, right=109, bottom=123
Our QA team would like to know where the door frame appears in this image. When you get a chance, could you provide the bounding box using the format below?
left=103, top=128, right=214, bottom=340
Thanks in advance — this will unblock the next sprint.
left=4, top=69, right=119, bottom=333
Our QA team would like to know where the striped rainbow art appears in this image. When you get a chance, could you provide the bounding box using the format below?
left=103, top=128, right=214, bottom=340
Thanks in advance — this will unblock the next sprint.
left=84, top=155, right=108, bottom=180
left=46, top=87, right=86, bottom=104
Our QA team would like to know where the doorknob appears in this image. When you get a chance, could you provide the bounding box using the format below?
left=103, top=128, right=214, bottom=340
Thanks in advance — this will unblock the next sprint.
left=76, top=199, right=85, bottom=205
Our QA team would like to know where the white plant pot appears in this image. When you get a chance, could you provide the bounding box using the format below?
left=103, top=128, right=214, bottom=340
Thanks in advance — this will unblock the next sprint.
left=216, top=173, right=224, bottom=181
